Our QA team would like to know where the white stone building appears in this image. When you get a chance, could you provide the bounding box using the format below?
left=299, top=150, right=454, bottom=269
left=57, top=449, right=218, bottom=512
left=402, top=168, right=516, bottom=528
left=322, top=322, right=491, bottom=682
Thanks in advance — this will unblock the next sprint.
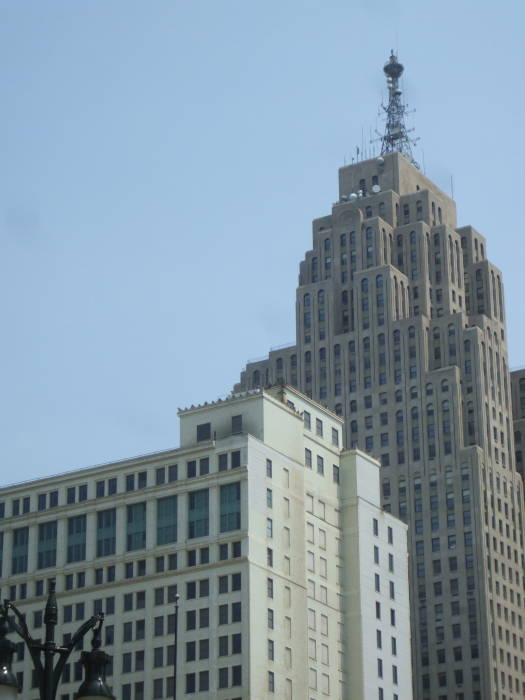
left=0, top=385, right=411, bottom=699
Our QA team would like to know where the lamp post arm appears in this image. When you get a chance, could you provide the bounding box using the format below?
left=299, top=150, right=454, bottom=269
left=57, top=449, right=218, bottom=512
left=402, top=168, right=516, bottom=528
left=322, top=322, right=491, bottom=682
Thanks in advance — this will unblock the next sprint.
left=50, top=615, right=103, bottom=698
left=3, top=601, right=45, bottom=681
left=4, top=601, right=36, bottom=646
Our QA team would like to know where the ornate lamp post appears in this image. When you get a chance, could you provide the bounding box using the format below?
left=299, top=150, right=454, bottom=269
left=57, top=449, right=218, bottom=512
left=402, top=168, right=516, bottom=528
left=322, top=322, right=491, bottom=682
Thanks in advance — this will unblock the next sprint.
left=0, top=579, right=114, bottom=700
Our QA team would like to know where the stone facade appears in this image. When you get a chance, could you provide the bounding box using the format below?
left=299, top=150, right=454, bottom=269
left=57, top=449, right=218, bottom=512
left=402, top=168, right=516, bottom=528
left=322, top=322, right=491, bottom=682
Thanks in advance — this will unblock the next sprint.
left=236, top=151, right=525, bottom=699
left=0, top=385, right=411, bottom=700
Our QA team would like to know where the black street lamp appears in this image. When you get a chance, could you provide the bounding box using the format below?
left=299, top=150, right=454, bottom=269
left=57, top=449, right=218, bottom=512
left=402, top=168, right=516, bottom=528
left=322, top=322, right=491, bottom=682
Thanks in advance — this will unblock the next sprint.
left=0, top=579, right=114, bottom=700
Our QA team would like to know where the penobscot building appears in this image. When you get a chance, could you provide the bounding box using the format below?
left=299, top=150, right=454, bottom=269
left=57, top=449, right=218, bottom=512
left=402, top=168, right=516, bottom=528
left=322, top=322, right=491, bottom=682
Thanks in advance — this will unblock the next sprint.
left=0, top=385, right=412, bottom=700
left=236, top=54, right=525, bottom=700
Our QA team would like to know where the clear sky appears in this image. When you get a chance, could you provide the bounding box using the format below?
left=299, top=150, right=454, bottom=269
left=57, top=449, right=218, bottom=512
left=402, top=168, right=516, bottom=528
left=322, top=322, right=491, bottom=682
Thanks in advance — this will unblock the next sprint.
left=2, top=0, right=524, bottom=486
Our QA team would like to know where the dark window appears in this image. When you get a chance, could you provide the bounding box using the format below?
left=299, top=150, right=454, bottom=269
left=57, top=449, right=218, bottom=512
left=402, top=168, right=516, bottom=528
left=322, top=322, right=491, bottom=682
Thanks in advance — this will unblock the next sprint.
left=232, top=602, right=241, bottom=622
left=197, top=423, right=211, bottom=442
left=232, top=665, right=242, bottom=686
left=186, top=641, right=196, bottom=662
left=218, top=667, right=228, bottom=689
left=199, top=639, right=209, bottom=659
left=232, top=415, right=243, bottom=434
left=185, top=673, right=195, bottom=694
left=186, top=610, right=196, bottom=631
left=219, top=635, right=228, bottom=656
left=219, top=604, right=228, bottom=625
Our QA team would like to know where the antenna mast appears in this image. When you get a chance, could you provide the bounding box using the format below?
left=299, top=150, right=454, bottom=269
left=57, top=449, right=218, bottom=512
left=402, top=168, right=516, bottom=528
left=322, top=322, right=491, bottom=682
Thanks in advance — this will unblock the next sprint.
left=379, top=51, right=419, bottom=167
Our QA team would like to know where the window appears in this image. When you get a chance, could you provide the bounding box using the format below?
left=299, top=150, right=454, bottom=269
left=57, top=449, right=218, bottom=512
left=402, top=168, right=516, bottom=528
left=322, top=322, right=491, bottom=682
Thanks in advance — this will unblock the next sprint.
left=196, top=423, right=211, bottom=441
left=218, top=635, right=228, bottom=657
left=316, top=418, right=323, bottom=436
left=305, top=448, right=312, bottom=468
left=267, top=577, right=274, bottom=598
left=268, top=670, right=275, bottom=692
left=199, top=607, right=209, bottom=628
left=218, top=604, right=229, bottom=625
left=96, top=509, right=116, bottom=558
left=188, top=490, right=209, bottom=538
left=390, top=609, right=396, bottom=626
left=220, top=483, right=241, bottom=532
left=126, top=503, right=146, bottom=551
left=231, top=601, right=241, bottom=622
left=231, top=415, right=242, bottom=434
left=37, top=521, right=57, bottom=569
left=67, top=515, right=86, bottom=563
left=259, top=514, right=272, bottom=540
left=199, top=457, right=209, bottom=475
left=266, top=459, right=272, bottom=477
left=157, top=495, right=177, bottom=545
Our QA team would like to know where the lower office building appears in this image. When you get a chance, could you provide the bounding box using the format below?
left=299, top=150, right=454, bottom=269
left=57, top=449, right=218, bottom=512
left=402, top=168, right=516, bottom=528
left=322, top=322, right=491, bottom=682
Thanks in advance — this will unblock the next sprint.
left=0, top=385, right=411, bottom=699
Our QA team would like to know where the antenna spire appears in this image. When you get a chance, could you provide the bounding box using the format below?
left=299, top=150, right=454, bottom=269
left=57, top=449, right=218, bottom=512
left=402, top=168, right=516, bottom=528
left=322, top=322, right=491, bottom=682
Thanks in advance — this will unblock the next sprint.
left=379, top=51, right=419, bottom=167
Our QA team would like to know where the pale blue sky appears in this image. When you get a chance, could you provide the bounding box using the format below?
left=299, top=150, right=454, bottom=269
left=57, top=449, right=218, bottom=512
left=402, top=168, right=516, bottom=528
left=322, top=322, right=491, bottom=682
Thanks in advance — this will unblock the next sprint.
left=2, top=0, right=524, bottom=485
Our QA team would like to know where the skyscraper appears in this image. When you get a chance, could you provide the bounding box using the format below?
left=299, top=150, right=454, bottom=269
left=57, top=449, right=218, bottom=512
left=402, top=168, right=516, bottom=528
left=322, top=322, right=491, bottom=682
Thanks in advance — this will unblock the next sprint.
left=236, top=54, right=525, bottom=700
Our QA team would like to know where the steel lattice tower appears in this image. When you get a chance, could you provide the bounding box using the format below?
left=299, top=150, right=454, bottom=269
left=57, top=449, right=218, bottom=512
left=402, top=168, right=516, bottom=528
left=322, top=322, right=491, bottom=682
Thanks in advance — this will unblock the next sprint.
left=380, top=52, right=419, bottom=166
